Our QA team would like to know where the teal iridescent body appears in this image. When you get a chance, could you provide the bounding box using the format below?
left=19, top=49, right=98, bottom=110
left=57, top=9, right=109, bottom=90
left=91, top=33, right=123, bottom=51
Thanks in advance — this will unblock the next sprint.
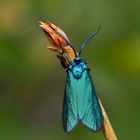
left=57, top=26, right=103, bottom=133
left=63, top=56, right=103, bottom=133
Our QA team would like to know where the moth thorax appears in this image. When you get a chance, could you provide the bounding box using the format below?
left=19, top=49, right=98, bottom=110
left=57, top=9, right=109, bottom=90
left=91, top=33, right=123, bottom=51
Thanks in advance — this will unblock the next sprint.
left=72, top=65, right=83, bottom=79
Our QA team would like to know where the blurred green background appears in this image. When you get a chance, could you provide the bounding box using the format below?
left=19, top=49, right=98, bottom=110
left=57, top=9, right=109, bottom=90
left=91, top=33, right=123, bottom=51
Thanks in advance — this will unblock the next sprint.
left=0, top=0, right=140, bottom=139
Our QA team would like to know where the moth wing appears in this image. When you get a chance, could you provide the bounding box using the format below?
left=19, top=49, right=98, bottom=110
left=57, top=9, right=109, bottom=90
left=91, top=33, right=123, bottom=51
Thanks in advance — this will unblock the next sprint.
left=62, top=71, right=78, bottom=133
left=77, top=70, right=103, bottom=132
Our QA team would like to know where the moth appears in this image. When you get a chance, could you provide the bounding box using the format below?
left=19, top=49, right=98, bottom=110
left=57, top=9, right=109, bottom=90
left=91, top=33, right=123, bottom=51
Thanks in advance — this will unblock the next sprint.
left=40, top=22, right=103, bottom=133
left=58, top=29, right=103, bottom=133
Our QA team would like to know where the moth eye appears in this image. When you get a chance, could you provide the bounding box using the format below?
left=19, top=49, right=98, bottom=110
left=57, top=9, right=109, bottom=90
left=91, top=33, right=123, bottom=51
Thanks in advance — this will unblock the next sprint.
left=75, top=59, right=80, bottom=62
left=75, top=58, right=82, bottom=63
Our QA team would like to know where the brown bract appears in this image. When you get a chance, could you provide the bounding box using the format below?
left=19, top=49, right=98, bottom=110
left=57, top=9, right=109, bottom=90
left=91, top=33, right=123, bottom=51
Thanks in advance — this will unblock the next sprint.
left=39, top=21, right=76, bottom=66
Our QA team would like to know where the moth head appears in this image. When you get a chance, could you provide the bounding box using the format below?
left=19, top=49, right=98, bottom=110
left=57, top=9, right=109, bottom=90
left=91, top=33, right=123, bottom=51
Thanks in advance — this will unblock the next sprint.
left=74, top=56, right=82, bottom=64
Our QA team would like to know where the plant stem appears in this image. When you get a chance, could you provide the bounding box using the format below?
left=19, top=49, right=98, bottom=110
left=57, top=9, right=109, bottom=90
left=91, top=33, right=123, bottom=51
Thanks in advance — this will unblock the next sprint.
left=99, top=99, right=118, bottom=140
